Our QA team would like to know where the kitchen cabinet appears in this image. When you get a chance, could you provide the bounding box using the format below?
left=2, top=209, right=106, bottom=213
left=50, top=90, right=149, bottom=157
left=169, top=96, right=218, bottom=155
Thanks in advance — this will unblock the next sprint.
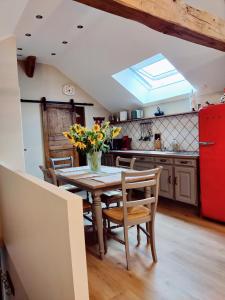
left=158, top=165, right=174, bottom=199
left=133, top=156, right=154, bottom=171
left=104, top=151, right=199, bottom=206
left=102, top=153, right=114, bottom=166
left=174, top=166, right=197, bottom=205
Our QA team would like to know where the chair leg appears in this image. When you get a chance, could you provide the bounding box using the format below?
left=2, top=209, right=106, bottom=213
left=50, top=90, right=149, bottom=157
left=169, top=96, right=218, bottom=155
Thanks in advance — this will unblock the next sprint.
left=146, top=222, right=150, bottom=245
left=106, top=202, right=111, bottom=230
left=124, top=226, right=130, bottom=270
left=103, top=218, right=108, bottom=254
left=86, top=191, right=89, bottom=201
left=117, top=201, right=120, bottom=207
left=149, top=221, right=157, bottom=262
left=137, top=225, right=141, bottom=246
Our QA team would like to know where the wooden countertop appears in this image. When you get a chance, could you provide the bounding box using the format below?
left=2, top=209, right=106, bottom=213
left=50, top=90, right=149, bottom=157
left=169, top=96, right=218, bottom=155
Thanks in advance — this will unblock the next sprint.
left=109, top=150, right=199, bottom=159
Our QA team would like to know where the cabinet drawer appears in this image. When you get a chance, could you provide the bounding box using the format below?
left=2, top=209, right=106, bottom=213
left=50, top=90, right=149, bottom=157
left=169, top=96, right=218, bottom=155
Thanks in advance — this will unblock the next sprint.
left=134, top=156, right=154, bottom=163
left=155, top=157, right=173, bottom=165
left=174, top=159, right=196, bottom=167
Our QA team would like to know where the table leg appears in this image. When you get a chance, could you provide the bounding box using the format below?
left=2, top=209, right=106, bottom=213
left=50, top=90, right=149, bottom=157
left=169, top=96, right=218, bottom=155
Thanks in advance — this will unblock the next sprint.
left=92, top=190, right=104, bottom=259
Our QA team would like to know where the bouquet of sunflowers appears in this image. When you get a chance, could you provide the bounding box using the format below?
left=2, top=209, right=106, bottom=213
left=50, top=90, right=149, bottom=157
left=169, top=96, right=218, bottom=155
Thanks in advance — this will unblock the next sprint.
left=63, top=122, right=122, bottom=154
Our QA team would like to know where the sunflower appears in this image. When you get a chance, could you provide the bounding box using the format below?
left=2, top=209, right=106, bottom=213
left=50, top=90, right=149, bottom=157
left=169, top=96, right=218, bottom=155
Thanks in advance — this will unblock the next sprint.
left=92, top=123, right=100, bottom=132
left=88, top=136, right=97, bottom=145
left=73, top=124, right=81, bottom=133
left=112, top=127, right=122, bottom=138
left=74, top=141, right=86, bottom=150
left=97, top=132, right=104, bottom=141
left=63, top=131, right=75, bottom=144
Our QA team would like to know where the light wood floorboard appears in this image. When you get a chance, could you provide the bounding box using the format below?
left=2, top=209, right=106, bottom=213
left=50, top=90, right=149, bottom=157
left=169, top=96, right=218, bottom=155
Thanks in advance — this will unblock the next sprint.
left=86, top=200, right=225, bottom=300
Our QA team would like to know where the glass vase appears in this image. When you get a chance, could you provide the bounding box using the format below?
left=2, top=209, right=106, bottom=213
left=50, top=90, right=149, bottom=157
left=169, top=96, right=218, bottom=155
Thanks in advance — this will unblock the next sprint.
left=87, top=151, right=102, bottom=172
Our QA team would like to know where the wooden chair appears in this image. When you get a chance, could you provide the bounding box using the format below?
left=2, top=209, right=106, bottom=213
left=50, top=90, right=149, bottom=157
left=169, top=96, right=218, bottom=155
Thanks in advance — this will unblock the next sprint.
left=50, top=156, right=73, bottom=170
left=101, top=156, right=136, bottom=209
left=49, top=168, right=93, bottom=223
left=48, top=168, right=81, bottom=193
left=39, top=165, right=53, bottom=183
left=103, top=167, right=162, bottom=270
left=50, top=156, right=89, bottom=200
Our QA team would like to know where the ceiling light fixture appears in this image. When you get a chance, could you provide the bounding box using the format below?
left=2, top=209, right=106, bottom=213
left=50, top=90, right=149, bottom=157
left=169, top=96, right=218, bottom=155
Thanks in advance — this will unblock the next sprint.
left=36, top=14, right=43, bottom=19
left=62, top=41, right=68, bottom=44
left=17, top=47, right=23, bottom=51
left=77, top=25, right=83, bottom=29
left=25, top=33, right=31, bottom=37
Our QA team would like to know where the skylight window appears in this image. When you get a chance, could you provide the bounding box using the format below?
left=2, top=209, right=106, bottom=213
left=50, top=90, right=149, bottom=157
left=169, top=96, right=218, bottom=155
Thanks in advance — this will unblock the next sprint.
left=112, top=53, right=196, bottom=104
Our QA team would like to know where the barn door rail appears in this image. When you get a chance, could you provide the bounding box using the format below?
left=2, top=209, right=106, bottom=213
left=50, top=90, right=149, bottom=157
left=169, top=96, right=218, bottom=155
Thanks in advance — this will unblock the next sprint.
left=20, top=97, right=94, bottom=110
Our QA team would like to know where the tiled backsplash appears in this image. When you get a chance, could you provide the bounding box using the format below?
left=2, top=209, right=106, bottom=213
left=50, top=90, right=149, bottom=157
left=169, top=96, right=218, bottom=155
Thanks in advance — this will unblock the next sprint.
left=118, top=112, right=199, bottom=152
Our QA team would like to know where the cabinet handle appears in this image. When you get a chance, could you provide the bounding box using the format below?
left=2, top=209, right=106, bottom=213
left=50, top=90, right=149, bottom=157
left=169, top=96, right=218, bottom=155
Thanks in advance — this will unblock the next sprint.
left=160, top=159, right=167, bottom=163
left=168, top=175, right=171, bottom=184
left=180, top=161, right=188, bottom=164
left=174, top=177, right=178, bottom=185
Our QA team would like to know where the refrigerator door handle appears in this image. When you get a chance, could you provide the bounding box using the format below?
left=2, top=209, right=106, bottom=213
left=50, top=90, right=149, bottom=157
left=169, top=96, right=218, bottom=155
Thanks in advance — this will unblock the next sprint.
left=199, top=141, right=215, bottom=146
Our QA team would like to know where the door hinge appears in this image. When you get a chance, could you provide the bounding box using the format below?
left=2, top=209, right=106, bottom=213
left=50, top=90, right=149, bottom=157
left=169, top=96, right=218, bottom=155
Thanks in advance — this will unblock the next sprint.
left=0, top=269, right=15, bottom=296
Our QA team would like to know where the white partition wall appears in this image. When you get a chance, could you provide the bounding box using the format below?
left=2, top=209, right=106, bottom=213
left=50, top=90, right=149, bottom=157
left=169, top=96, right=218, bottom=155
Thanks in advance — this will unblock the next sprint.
left=0, top=37, right=25, bottom=171
left=0, top=164, right=89, bottom=300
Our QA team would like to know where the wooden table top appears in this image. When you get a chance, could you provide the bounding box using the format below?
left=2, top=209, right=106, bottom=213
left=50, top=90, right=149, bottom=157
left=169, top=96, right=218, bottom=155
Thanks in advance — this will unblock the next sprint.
left=56, top=166, right=127, bottom=191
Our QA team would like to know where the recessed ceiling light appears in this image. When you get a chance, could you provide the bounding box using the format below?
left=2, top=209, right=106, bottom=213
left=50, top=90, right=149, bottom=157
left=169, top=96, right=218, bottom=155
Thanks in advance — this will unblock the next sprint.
left=25, top=33, right=31, bottom=37
left=17, top=47, right=23, bottom=51
left=36, top=14, right=43, bottom=19
left=77, top=25, right=83, bottom=29
left=62, top=41, right=68, bottom=44
left=51, top=53, right=56, bottom=56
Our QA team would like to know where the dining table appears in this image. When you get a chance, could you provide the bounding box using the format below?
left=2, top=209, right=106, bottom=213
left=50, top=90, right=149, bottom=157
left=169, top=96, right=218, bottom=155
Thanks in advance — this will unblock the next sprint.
left=56, top=165, right=128, bottom=259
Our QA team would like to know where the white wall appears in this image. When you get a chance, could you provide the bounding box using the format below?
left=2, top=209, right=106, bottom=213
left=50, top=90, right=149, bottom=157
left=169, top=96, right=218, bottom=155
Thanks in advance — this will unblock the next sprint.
left=143, top=91, right=223, bottom=118
left=0, top=163, right=89, bottom=300
left=18, top=62, right=109, bottom=177
left=0, top=37, right=25, bottom=171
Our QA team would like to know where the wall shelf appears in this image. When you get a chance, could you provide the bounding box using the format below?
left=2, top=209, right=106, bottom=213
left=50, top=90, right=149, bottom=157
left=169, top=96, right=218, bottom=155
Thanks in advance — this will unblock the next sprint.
left=110, top=111, right=198, bottom=125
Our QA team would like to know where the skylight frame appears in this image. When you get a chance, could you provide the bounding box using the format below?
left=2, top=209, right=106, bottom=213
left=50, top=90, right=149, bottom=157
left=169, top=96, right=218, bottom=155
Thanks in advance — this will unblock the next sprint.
left=112, top=53, right=196, bottom=105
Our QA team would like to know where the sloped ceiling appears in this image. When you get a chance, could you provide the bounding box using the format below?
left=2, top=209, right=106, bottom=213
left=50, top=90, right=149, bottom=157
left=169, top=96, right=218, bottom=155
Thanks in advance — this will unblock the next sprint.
left=12, top=0, right=225, bottom=112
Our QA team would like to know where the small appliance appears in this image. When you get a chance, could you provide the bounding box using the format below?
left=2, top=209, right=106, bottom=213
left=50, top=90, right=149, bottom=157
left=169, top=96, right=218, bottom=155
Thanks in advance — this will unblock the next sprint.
left=131, top=110, right=143, bottom=120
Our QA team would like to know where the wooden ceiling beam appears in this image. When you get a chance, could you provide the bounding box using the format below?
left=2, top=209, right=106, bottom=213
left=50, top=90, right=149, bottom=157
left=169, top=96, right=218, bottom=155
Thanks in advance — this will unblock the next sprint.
left=74, top=0, right=225, bottom=52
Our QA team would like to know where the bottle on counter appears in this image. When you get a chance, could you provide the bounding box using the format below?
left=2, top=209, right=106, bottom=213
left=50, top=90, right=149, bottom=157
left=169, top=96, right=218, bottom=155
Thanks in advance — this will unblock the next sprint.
left=154, top=133, right=161, bottom=150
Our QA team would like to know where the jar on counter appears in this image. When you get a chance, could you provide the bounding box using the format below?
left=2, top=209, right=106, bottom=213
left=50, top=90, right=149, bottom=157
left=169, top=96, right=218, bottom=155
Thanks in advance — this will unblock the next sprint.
left=171, top=139, right=180, bottom=152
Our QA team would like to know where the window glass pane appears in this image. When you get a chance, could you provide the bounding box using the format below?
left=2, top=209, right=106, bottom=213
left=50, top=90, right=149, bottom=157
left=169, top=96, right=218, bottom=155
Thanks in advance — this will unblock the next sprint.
left=141, top=58, right=175, bottom=77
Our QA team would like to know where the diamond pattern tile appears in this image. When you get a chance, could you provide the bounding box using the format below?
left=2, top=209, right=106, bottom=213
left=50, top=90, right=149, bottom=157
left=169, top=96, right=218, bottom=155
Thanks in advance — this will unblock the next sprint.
left=118, top=113, right=199, bottom=151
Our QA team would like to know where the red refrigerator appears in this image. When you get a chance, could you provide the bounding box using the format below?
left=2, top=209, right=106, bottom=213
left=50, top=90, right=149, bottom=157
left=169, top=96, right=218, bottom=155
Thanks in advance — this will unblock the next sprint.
left=199, top=104, right=225, bottom=222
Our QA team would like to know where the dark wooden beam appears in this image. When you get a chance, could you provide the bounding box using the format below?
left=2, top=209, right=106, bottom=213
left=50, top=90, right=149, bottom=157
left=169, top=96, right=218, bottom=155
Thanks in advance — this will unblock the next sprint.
left=25, top=56, right=36, bottom=78
left=74, top=0, right=225, bottom=52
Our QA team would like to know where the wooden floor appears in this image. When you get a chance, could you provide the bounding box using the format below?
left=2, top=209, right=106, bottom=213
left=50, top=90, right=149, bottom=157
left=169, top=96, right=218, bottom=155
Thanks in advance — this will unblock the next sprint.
left=86, top=199, right=225, bottom=300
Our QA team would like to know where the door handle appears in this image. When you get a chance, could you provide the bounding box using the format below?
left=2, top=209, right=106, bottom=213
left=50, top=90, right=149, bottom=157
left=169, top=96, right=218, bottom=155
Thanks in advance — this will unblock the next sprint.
left=168, top=175, right=171, bottom=184
left=199, top=141, right=215, bottom=146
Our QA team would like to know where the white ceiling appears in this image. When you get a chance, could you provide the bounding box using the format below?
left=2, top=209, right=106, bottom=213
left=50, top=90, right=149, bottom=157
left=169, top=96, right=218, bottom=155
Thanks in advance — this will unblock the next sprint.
left=6, top=0, right=225, bottom=112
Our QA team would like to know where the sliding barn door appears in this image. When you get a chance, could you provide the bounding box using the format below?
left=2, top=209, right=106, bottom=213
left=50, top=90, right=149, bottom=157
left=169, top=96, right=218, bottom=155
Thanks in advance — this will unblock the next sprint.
left=42, top=103, right=85, bottom=168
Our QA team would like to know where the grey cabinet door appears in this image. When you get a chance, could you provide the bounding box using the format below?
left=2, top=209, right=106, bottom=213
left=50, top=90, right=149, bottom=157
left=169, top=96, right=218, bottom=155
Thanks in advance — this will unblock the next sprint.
left=102, top=154, right=114, bottom=166
left=158, top=165, right=174, bottom=199
left=174, top=166, right=197, bottom=205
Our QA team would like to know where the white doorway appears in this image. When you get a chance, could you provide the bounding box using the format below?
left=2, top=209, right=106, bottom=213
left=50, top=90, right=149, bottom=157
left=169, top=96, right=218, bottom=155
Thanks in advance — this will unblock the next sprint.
left=21, top=103, right=44, bottom=178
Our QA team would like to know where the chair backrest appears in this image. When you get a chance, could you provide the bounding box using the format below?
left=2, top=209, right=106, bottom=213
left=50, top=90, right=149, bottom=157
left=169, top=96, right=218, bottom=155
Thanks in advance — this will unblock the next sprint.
left=121, top=167, right=162, bottom=225
left=50, top=156, right=73, bottom=170
left=39, top=165, right=53, bottom=184
left=116, top=156, right=136, bottom=170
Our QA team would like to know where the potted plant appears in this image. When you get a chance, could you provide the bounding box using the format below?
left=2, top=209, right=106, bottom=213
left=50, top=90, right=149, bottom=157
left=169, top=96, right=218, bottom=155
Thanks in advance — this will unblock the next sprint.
left=63, top=122, right=122, bottom=172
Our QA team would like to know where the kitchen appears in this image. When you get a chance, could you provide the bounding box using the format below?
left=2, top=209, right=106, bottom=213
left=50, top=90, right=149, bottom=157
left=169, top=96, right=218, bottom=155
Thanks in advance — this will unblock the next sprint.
left=0, top=0, right=225, bottom=300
